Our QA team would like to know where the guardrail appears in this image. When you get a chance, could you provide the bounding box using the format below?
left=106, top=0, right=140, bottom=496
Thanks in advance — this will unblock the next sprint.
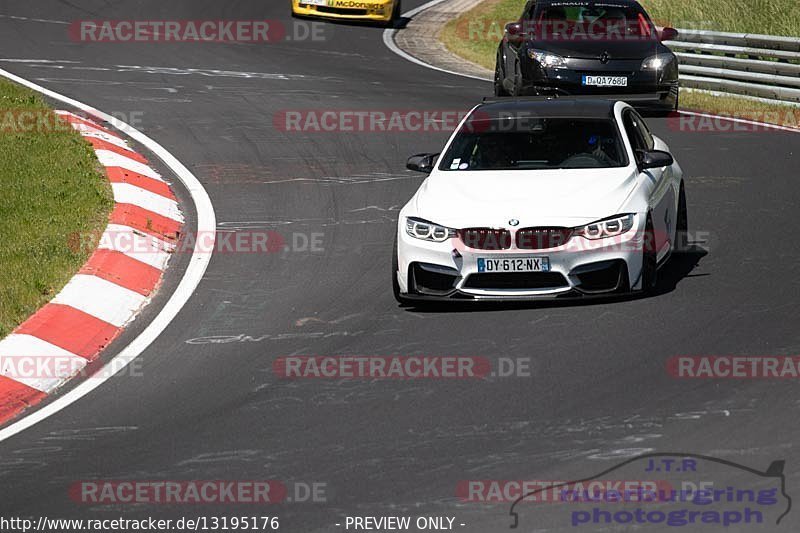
left=665, top=29, right=800, bottom=103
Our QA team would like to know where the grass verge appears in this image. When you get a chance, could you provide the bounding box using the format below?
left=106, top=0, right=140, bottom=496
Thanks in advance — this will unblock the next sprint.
left=439, top=0, right=512, bottom=71
left=640, top=0, right=800, bottom=36
left=0, top=79, right=113, bottom=338
left=680, top=90, right=800, bottom=126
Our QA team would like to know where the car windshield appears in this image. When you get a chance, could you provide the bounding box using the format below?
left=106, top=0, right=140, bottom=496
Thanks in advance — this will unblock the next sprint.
left=439, top=117, right=628, bottom=171
left=534, top=1, right=656, bottom=39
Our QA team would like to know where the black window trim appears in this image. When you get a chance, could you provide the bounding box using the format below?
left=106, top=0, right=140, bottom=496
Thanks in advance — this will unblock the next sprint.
left=632, top=109, right=655, bottom=151
left=437, top=116, right=630, bottom=171
left=522, top=0, right=537, bottom=20
left=531, top=1, right=656, bottom=34
left=622, top=108, right=648, bottom=156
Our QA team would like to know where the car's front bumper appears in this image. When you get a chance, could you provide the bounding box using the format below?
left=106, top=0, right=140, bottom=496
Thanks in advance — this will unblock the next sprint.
left=292, top=0, right=395, bottom=22
left=397, top=287, right=631, bottom=303
left=518, top=57, right=679, bottom=110
left=396, top=219, right=646, bottom=301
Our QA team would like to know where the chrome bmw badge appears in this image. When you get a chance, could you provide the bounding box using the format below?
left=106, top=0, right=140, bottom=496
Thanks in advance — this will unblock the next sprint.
left=509, top=219, right=520, bottom=227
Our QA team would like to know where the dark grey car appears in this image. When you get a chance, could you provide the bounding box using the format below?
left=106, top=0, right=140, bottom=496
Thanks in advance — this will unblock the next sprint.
left=494, top=0, right=680, bottom=112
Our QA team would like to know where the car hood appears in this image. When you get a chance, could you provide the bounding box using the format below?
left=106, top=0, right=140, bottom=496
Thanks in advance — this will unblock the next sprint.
left=531, top=38, right=666, bottom=60
left=412, top=167, right=638, bottom=228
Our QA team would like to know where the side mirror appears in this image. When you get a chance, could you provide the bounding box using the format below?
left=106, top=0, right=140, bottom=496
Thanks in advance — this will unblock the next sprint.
left=659, top=27, right=679, bottom=41
left=406, top=153, right=439, bottom=173
left=637, top=149, right=674, bottom=170
left=505, top=22, right=524, bottom=42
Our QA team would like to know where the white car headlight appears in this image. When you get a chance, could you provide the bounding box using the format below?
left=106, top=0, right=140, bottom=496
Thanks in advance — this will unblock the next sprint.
left=405, top=217, right=456, bottom=242
left=641, top=53, right=675, bottom=71
left=575, top=214, right=635, bottom=240
left=528, top=49, right=567, bottom=69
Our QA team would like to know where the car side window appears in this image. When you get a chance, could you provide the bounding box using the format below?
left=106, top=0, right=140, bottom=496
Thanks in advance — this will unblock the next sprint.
left=522, top=0, right=536, bottom=20
left=631, top=110, right=655, bottom=151
left=622, top=110, right=647, bottom=155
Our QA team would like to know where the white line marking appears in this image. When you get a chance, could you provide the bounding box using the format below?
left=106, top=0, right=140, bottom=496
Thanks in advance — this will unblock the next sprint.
left=113, top=65, right=298, bottom=80
left=0, top=15, right=69, bottom=25
left=0, top=59, right=79, bottom=63
left=77, top=128, right=132, bottom=150
left=55, top=109, right=107, bottom=123
left=111, top=183, right=183, bottom=222
left=96, top=150, right=163, bottom=180
left=52, top=275, right=147, bottom=328
left=99, top=224, right=175, bottom=271
left=382, top=0, right=492, bottom=82
left=55, top=109, right=123, bottom=134
left=0, top=335, right=87, bottom=392
left=66, top=120, right=125, bottom=141
left=0, top=68, right=216, bottom=443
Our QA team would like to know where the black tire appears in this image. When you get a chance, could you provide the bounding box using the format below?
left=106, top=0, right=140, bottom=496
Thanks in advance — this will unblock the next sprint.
left=641, top=212, right=658, bottom=293
left=510, top=60, right=524, bottom=97
left=675, top=182, right=688, bottom=253
left=392, top=234, right=410, bottom=305
left=494, top=54, right=510, bottom=97
left=384, top=0, right=401, bottom=27
left=657, top=88, right=679, bottom=117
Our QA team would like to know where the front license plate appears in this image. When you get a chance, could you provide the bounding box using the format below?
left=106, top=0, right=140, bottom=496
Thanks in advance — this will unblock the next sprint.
left=582, top=75, right=628, bottom=87
left=302, top=0, right=328, bottom=5
left=477, top=257, right=550, bottom=273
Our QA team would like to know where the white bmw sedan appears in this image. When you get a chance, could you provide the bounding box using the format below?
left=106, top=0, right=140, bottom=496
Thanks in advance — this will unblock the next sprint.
left=394, top=98, right=687, bottom=303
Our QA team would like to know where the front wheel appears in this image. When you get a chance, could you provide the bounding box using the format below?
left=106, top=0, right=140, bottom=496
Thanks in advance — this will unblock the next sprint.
left=494, top=55, right=510, bottom=97
left=510, top=60, right=524, bottom=97
left=641, top=212, right=658, bottom=293
left=392, top=234, right=410, bottom=305
left=385, top=0, right=402, bottom=27
left=675, top=182, right=688, bottom=253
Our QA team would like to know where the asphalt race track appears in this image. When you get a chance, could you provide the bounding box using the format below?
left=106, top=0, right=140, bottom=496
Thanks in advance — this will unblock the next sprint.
left=1, top=1, right=800, bottom=531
